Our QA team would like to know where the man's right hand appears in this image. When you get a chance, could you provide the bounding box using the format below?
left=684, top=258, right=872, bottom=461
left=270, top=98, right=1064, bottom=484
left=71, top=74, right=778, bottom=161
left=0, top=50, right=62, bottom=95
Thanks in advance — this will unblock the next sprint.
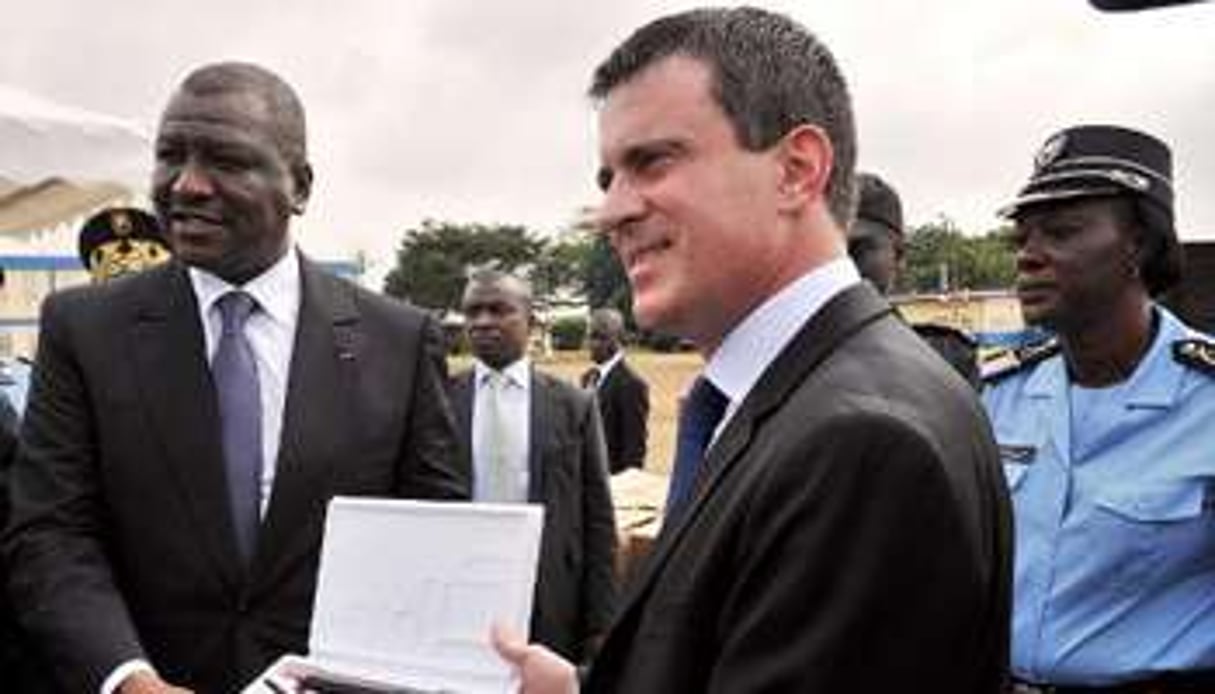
left=118, top=671, right=194, bottom=694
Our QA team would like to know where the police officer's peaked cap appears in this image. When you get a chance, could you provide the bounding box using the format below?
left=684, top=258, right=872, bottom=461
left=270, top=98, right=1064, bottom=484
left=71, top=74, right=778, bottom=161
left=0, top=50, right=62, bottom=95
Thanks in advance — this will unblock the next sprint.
left=999, top=124, right=1181, bottom=295
left=855, top=172, right=904, bottom=237
left=78, top=207, right=172, bottom=282
left=997, top=125, right=1173, bottom=222
left=78, top=207, right=166, bottom=267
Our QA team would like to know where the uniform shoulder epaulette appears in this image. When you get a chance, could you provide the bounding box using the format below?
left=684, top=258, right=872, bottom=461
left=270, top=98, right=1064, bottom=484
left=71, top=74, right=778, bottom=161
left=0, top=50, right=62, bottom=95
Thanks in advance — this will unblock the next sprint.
left=1173, top=337, right=1215, bottom=376
left=982, top=338, right=1060, bottom=384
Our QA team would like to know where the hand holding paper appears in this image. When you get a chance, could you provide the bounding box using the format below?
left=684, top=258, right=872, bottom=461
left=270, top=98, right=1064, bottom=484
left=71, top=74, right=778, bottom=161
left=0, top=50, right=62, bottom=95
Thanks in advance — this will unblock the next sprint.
left=490, top=624, right=577, bottom=694
left=242, top=498, right=544, bottom=694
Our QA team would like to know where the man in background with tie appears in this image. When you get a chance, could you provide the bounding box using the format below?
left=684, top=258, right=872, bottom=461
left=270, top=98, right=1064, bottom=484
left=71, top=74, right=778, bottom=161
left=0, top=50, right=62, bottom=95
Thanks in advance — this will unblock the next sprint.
left=496, top=7, right=1011, bottom=692
left=3, top=62, right=467, bottom=694
left=448, top=269, right=616, bottom=664
left=581, top=308, right=649, bottom=473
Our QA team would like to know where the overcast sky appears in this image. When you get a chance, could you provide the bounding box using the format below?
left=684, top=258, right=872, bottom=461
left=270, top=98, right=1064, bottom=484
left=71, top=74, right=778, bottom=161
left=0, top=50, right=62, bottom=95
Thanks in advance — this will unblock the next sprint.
left=2, top=0, right=1213, bottom=274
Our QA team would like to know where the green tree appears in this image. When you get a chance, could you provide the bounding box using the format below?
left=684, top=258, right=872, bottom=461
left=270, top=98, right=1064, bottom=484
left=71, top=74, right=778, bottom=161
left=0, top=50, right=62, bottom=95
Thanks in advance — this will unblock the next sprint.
left=533, top=233, right=592, bottom=300
left=899, top=217, right=1015, bottom=293
left=383, top=220, right=545, bottom=313
left=585, top=234, right=631, bottom=316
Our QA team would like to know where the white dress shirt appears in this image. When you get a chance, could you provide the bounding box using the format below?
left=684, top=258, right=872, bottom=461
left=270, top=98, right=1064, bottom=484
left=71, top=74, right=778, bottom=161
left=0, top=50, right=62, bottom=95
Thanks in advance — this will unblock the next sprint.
left=189, top=247, right=300, bottom=516
left=471, top=358, right=532, bottom=502
left=703, top=256, right=861, bottom=437
left=589, top=350, right=625, bottom=389
left=101, top=247, right=301, bottom=694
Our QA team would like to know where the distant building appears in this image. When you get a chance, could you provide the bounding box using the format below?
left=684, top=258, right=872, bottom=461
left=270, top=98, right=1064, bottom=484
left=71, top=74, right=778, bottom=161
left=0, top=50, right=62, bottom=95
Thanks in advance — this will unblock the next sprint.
left=893, top=289, right=1031, bottom=346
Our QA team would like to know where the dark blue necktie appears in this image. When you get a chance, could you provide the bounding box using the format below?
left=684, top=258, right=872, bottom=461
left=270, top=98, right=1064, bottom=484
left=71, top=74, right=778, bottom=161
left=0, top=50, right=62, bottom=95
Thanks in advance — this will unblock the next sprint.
left=665, top=376, right=728, bottom=523
left=213, top=291, right=262, bottom=565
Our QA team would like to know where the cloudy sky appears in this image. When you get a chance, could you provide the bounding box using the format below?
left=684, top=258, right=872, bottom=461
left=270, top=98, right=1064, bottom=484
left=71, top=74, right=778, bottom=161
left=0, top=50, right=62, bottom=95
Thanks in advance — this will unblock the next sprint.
left=2, top=0, right=1213, bottom=276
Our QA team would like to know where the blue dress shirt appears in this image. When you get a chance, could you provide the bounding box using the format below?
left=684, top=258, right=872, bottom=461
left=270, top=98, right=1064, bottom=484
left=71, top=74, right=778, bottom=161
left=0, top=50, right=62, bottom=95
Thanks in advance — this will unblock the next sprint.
left=983, top=305, right=1215, bottom=686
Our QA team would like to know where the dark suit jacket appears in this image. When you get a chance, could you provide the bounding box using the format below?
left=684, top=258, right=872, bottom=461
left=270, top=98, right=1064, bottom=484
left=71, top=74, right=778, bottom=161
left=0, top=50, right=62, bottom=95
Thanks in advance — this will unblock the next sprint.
left=449, top=366, right=617, bottom=663
left=585, top=283, right=1012, bottom=693
left=3, top=258, right=469, bottom=694
left=587, top=360, right=649, bottom=474
left=1, top=394, right=58, bottom=693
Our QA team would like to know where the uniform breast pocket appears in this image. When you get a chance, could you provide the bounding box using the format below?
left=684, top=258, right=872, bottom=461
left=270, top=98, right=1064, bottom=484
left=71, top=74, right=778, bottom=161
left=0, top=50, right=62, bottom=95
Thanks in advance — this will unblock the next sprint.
left=1091, top=480, right=1215, bottom=590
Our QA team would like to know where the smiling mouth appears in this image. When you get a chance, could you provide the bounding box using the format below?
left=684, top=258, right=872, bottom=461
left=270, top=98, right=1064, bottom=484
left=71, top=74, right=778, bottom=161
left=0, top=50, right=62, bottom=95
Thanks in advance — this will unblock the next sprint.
left=168, top=208, right=224, bottom=232
left=623, top=237, right=672, bottom=273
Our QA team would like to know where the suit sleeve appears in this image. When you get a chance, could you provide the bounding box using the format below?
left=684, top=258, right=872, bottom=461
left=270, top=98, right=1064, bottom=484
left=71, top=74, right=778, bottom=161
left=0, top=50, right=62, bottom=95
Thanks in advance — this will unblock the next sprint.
left=706, top=411, right=996, bottom=693
left=2, top=293, right=146, bottom=692
left=618, top=374, right=649, bottom=470
left=579, top=395, right=618, bottom=644
left=395, top=313, right=470, bottom=500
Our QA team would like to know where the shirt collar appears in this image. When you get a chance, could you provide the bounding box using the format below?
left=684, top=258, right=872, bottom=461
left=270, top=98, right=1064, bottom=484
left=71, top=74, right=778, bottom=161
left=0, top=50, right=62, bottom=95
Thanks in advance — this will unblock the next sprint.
left=1025, top=305, right=1189, bottom=408
left=475, top=357, right=532, bottom=391
left=189, top=246, right=300, bottom=327
left=596, top=350, right=625, bottom=379
left=705, top=256, right=861, bottom=407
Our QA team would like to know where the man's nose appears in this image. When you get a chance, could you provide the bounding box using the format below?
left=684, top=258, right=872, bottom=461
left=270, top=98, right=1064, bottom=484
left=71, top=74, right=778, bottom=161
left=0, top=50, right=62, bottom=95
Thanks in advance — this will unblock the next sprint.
left=595, top=176, right=645, bottom=238
left=171, top=158, right=216, bottom=198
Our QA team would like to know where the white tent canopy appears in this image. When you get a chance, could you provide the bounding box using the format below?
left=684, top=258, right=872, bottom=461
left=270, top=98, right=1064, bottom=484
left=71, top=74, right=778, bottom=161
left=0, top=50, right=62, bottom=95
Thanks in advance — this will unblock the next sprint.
left=0, top=84, right=149, bottom=238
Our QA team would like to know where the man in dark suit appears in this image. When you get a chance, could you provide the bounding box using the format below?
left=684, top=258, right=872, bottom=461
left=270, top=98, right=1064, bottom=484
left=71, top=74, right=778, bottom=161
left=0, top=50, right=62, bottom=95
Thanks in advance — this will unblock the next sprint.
left=496, top=8, right=1011, bottom=693
left=3, top=62, right=467, bottom=694
left=581, top=308, right=649, bottom=473
left=1, top=382, right=59, bottom=694
left=449, top=269, right=616, bottom=664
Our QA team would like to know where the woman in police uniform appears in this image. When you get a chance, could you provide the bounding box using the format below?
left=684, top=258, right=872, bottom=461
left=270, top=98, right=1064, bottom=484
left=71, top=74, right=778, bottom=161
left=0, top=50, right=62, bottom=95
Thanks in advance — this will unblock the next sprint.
left=984, top=125, right=1215, bottom=692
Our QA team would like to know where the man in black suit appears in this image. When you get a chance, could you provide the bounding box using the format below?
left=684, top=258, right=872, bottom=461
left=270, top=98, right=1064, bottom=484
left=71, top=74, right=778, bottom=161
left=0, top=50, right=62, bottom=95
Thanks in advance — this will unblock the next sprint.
left=449, top=269, right=616, bottom=664
left=581, top=309, right=649, bottom=473
left=1, top=384, right=59, bottom=694
left=3, top=62, right=467, bottom=694
left=496, top=8, right=1011, bottom=693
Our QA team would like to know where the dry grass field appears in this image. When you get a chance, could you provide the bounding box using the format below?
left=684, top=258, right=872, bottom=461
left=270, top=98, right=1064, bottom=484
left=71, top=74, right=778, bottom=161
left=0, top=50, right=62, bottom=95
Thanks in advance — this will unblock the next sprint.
left=449, top=349, right=704, bottom=474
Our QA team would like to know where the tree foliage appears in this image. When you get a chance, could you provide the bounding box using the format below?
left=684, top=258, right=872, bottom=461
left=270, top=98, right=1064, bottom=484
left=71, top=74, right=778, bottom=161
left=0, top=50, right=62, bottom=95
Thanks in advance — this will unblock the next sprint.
left=533, top=234, right=593, bottom=300
left=898, top=217, right=1016, bottom=293
left=585, top=235, right=631, bottom=317
left=383, top=220, right=545, bottom=313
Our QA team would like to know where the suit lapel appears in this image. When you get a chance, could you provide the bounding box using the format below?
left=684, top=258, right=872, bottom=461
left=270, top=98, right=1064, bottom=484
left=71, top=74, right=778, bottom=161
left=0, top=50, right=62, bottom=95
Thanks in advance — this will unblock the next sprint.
left=254, top=258, right=358, bottom=581
left=527, top=367, right=549, bottom=503
left=131, top=263, right=242, bottom=588
left=606, top=283, right=894, bottom=637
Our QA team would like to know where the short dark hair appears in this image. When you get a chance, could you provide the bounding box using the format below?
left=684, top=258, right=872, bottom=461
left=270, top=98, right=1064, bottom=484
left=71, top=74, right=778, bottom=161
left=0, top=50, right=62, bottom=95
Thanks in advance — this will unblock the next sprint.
left=177, top=62, right=308, bottom=168
left=1108, top=196, right=1183, bottom=297
left=589, top=307, right=626, bottom=339
left=589, top=7, right=858, bottom=227
left=464, top=267, right=534, bottom=312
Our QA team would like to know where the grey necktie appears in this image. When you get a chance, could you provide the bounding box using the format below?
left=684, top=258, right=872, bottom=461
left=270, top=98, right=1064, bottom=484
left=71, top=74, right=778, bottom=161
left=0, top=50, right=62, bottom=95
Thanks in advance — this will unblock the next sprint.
left=213, top=291, right=262, bottom=565
left=481, top=371, right=518, bottom=502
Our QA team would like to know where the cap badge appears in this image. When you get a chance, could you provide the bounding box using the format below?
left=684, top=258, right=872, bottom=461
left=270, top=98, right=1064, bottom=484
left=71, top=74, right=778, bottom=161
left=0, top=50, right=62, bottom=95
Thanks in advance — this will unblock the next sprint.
left=111, top=210, right=133, bottom=237
left=1034, top=133, right=1067, bottom=173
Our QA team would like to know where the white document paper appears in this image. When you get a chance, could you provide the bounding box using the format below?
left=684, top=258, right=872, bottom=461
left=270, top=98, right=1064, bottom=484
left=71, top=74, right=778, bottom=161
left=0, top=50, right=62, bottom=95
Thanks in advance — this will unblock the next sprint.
left=243, top=497, right=544, bottom=694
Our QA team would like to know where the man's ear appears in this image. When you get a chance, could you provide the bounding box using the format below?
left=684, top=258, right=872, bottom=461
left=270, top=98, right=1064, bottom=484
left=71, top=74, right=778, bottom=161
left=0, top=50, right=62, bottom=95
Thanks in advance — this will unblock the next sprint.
left=290, top=161, right=314, bottom=215
left=775, top=124, right=833, bottom=212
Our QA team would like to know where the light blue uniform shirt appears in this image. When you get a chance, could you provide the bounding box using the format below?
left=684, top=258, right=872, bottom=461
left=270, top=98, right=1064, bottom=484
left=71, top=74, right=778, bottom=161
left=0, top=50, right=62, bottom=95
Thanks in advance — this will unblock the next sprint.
left=983, top=306, right=1215, bottom=686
